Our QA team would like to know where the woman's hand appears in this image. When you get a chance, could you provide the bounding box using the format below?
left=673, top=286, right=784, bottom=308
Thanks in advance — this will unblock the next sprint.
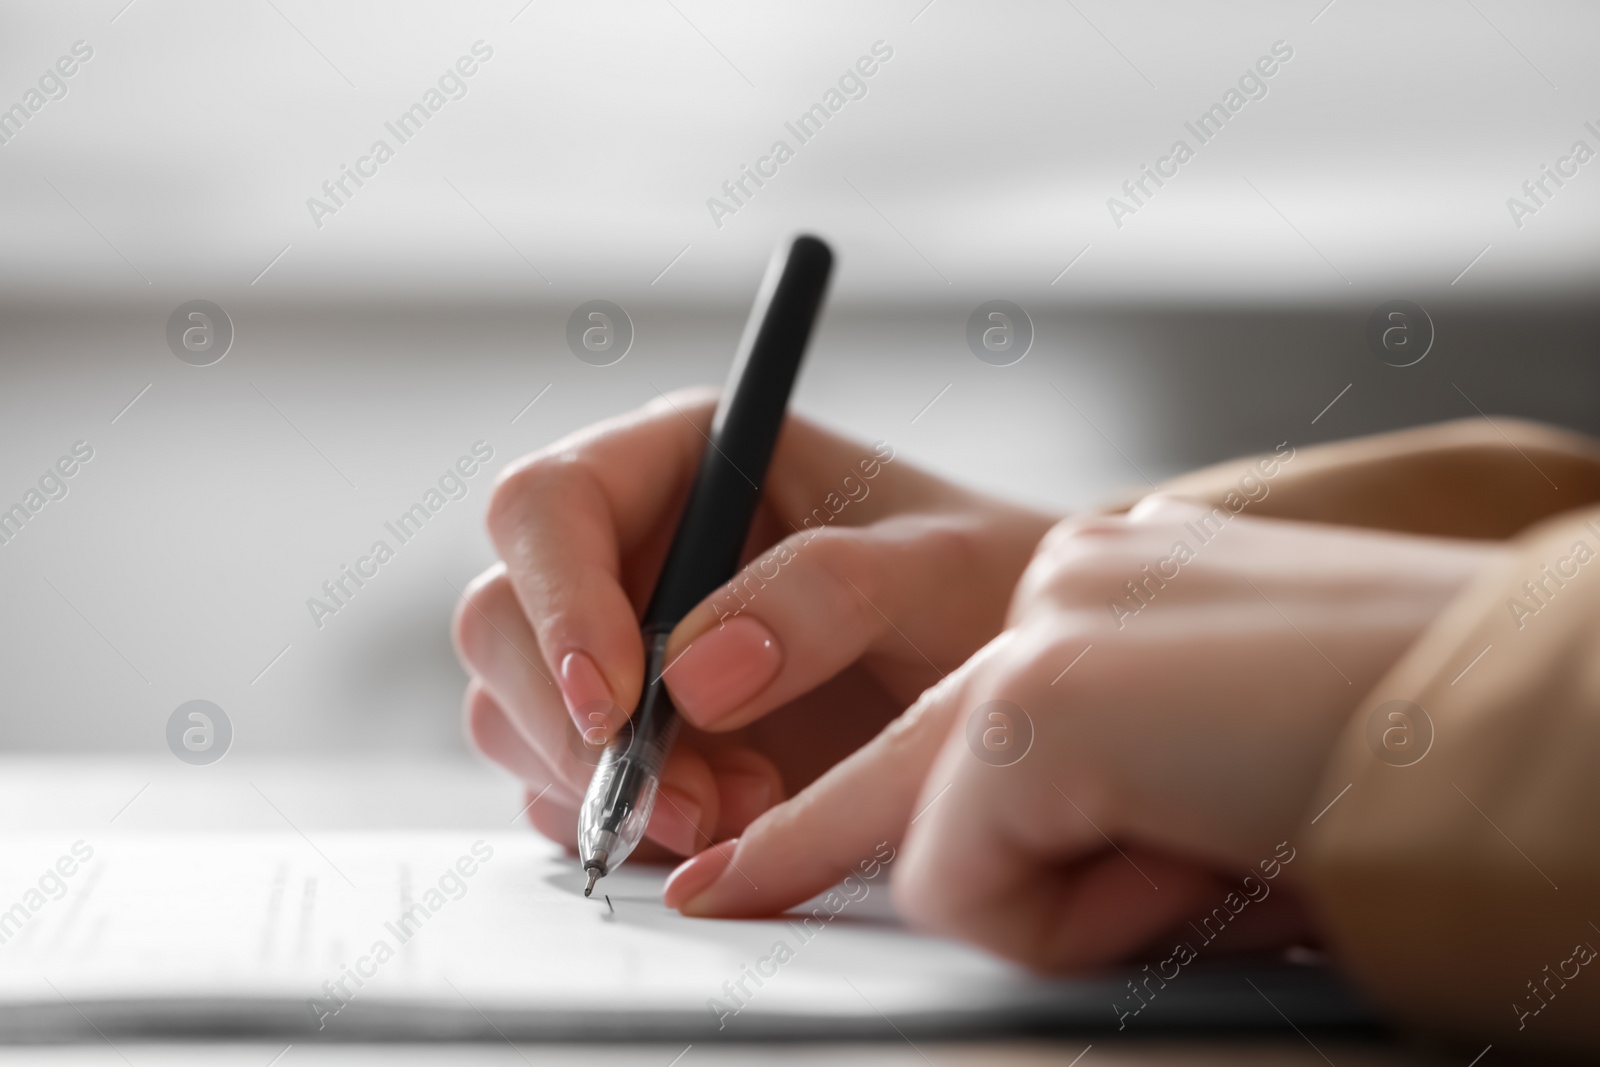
left=664, top=496, right=1510, bottom=971
left=452, top=389, right=1056, bottom=864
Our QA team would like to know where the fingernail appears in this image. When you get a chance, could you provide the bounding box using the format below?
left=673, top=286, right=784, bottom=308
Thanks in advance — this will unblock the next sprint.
left=559, top=651, right=615, bottom=734
left=664, top=839, right=737, bottom=911
left=666, top=616, right=783, bottom=726
left=649, top=786, right=703, bottom=856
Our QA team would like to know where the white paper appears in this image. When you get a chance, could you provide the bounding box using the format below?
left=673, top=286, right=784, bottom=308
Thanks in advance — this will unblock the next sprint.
left=0, top=833, right=1077, bottom=1039
left=0, top=830, right=1372, bottom=1041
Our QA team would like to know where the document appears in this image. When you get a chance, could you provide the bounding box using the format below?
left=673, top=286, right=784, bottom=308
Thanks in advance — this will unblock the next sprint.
left=0, top=833, right=1372, bottom=1040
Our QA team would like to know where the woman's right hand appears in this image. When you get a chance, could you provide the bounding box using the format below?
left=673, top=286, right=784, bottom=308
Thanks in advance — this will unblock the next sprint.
left=452, top=388, right=1057, bottom=865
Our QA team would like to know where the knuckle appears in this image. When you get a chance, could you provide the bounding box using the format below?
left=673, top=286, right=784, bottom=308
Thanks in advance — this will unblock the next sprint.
left=462, top=683, right=503, bottom=757
left=1019, top=522, right=1149, bottom=610
left=793, top=527, right=881, bottom=635
left=485, top=450, right=590, bottom=548
left=797, top=520, right=980, bottom=637
left=484, top=463, right=537, bottom=547
left=882, top=669, right=966, bottom=750
left=1005, top=631, right=1106, bottom=733
left=484, top=460, right=536, bottom=540
left=1038, top=512, right=1128, bottom=555
left=919, top=516, right=988, bottom=577
left=484, top=457, right=539, bottom=538
left=451, top=567, right=514, bottom=671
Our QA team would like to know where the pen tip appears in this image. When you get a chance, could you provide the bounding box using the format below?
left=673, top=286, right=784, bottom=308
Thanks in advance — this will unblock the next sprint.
left=584, top=867, right=600, bottom=897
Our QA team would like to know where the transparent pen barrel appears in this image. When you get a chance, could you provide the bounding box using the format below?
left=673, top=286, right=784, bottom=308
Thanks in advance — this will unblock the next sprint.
left=576, top=631, right=682, bottom=873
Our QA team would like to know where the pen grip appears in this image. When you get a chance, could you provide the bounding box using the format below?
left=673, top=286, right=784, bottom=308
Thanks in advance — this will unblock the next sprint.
left=625, top=630, right=682, bottom=772
left=642, top=235, right=833, bottom=629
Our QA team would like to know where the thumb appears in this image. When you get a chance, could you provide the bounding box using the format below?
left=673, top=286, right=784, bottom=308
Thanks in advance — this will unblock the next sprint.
left=662, top=516, right=985, bottom=731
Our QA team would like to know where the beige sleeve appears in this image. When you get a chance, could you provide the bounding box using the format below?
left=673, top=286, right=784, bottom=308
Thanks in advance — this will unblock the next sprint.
left=1299, top=506, right=1600, bottom=1054
left=1142, top=417, right=1600, bottom=1055
left=1150, top=416, right=1600, bottom=537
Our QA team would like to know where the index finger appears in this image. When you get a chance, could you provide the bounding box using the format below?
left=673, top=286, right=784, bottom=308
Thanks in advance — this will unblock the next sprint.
left=661, top=646, right=996, bottom=917
left=487, top=387, right=719, bottom=724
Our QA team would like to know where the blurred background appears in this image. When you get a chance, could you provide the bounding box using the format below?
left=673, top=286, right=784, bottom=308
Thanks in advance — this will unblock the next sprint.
left=1, top=0, right=1595, bottom=759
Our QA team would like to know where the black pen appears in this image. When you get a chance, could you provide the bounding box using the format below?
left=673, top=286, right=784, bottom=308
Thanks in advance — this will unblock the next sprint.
left=579, top=234, right=834, bottom=895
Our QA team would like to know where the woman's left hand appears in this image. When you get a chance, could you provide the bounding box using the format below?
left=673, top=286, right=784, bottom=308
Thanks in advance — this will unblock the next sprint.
left=664, top=496, right=1510, bottom=971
